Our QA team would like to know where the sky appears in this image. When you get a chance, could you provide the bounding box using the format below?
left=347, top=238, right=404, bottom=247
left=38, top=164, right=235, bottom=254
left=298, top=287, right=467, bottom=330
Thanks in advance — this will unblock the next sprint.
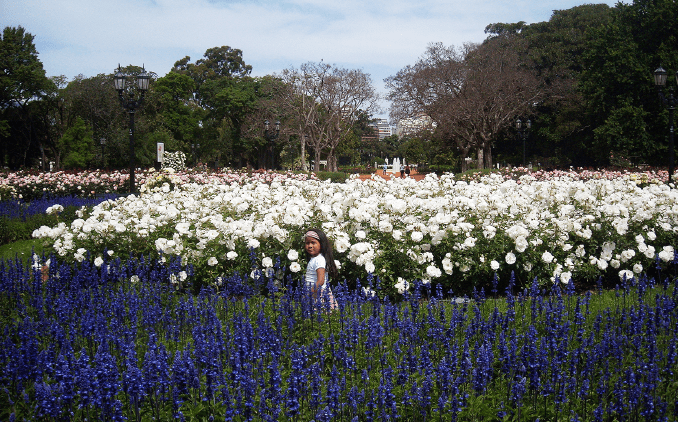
left=2, top=0, right=621, bottom=118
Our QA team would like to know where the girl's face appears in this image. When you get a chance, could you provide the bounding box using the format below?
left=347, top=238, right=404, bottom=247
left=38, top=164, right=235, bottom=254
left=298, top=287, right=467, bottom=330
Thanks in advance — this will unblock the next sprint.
left=304, top=236, right=322, bottom=257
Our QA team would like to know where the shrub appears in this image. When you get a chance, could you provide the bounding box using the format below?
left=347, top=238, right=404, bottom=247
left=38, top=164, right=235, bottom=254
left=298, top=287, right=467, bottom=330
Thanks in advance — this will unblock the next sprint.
left=315, top=171, right=349, bottom=183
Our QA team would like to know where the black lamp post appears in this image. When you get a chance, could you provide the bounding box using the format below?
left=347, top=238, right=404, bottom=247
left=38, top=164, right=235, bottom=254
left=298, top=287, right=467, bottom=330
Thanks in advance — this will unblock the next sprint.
left=516, top=118, right=531, bottom=167
left=114, top=65, right=150, bottom=194
left=653, top=66, right=677, bottom=184
left=100, top=138, right=106, bottom=168
left=264, top=120, right=280, bottom=170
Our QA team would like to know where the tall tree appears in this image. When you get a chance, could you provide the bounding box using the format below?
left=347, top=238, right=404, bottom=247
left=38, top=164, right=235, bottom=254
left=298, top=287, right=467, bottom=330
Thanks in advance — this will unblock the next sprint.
left=579, top=0, right=678, bottom=167
left=0, top=26, right=53, bottom=168
left=153, top=71, right=200, bottom=148
left=57, top=116, right=94, bottom=169
left=172, top=46, right=256, bottom=167
left=508, top=4, right=614, bottom=166
left=280, top=62, right=380, bottom=171
left=387, top=37, right=544, bottom=171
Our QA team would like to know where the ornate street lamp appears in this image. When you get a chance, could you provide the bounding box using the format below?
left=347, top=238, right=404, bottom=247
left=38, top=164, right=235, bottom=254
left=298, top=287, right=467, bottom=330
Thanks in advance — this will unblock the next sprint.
left=516, top=118, right=531, bottom=167
left=114, top=64, right=150, bottom=194
left=264, top=120, right=280, bottom=170
left=653, top=66, right=678, bottom=184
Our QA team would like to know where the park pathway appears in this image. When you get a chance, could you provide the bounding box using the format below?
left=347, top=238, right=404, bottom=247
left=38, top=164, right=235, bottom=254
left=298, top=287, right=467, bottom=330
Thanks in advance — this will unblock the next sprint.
left=357, top=168, right=426, bottom=181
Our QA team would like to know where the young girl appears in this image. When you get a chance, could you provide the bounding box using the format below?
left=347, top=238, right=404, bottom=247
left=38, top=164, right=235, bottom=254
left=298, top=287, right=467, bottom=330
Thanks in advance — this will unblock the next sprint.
left=303, top=228, right=338, bottom=308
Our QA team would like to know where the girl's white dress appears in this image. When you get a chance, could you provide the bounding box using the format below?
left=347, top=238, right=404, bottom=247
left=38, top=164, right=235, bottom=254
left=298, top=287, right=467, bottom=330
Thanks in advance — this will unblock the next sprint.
left=305, top=254, right=337, bottom=308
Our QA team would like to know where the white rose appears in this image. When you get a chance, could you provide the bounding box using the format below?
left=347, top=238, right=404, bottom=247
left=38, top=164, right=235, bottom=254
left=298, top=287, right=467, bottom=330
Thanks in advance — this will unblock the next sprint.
left=395, top=277, right=410, bottom=294
left=208, top=256, right=218, bottom=266
left=290, top=262, right=302, bottom=273
left=619, top=269, right=634, bottom=281
left=515, top=236, right=528, bottom=253
left=287, top=249, right=299, bottom=261
left=560, top=272, right=572, bottom=284
left=365, top=261, right=376, bottom=273
left=541, top=251, right=554, bottom=264
left=426, top=265, right=442, bottom=278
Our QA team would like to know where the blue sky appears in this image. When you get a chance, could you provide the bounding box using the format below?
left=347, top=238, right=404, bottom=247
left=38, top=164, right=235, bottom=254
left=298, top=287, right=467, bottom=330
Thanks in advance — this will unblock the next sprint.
left=2, top=0, right=621, bottom=117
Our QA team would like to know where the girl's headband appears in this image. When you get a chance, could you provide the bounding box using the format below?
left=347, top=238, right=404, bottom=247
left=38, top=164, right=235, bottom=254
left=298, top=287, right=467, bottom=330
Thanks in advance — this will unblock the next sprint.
left=304, top=231, right=320, bottom=240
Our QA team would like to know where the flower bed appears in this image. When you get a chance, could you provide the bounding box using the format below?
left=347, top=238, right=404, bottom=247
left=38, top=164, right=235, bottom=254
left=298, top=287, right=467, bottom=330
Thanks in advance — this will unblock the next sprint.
left=0, top=255, right=676, bottom=420
left=31, top=170, right=678, bottom=295
left=0, top=169, right=319, bottom=201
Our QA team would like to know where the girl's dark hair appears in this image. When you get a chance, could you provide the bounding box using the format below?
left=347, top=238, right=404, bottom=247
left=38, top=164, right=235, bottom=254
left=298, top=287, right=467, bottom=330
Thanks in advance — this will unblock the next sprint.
left=305, top=228, right=339, bottom=280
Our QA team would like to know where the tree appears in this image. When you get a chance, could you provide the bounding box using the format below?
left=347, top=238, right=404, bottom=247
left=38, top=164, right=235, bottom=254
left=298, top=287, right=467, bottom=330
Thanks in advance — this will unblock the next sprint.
left=0, top=26, right=53, bottom=168
left=172, top=46, right=257, bottom=167
left=506, top=4, right=614, bottom=166
left=279, top=62, right=381, bottom=172
left=579, top=0, right=678, bottom=167
left=57, top=116, right=94, bottom=169
left=237, top=76, right=295, bottom=169
left=153, top=71, right=200, bottom=148
left=387, top=37, right=545, bottom=171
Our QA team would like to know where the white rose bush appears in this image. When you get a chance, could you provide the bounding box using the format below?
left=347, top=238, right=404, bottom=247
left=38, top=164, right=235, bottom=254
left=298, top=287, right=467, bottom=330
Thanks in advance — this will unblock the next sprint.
left=32, top=169, right=678, bottom=296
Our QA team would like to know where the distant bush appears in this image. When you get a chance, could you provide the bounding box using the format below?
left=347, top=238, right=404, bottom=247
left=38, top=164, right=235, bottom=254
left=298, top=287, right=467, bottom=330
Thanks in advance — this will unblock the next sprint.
left=429, top=164, right=457, bottom=174
left=315, top=171, right=350, bottom=183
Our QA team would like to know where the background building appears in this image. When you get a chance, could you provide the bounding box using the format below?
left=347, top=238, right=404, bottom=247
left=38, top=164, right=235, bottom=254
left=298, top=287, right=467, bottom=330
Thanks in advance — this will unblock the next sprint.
left=396, top=115, right=436, bottom=138
left=369, top=118, right=393, bottom=140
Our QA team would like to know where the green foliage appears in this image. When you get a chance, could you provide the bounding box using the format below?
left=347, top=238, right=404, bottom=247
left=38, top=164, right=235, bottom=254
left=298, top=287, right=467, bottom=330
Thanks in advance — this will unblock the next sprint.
left=398, top=136, right=429, bottom=165
left=0, top=238, right=45, bottom=264
left=0, top=26, right=54, bottom=169
left=153, top=71, right=200, bottom=146
left=508, top=4, right=614, bottom=167
left=0, top=212, right=59, bottom=244
left=579, top=0, right=678, bottom=166
left=315, top=171, right=348, bottom=183
left=58, top=116, right=94, bottom=169
left=592, top=101, right=656, bottom=163
left=0, top=26, right=51, bottom=108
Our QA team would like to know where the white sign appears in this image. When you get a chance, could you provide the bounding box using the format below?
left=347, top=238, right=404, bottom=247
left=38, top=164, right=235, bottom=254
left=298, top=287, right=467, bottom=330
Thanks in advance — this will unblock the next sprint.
left=157, top=143, right=164, bottom=163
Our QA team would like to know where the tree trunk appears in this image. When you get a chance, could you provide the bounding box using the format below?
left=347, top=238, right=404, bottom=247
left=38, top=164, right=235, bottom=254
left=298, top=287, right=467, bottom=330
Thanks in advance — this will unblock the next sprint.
left=484, top=143, right=493, bottom=169
left=301, top=134, right=308, bottom=171
left=327, top=148, right=338, bottom=172
left=477, top=147, right=484, bottom=170
left=314, top=148, right=322, bottom=172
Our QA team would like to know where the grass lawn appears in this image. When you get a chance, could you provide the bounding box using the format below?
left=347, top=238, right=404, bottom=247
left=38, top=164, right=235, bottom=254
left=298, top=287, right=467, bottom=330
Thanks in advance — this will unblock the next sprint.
left=0, top=238, right=45, bottom=264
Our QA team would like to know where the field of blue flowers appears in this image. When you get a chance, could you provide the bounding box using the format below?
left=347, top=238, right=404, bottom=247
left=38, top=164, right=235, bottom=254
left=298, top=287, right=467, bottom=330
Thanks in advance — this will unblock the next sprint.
left=1, top=250, right=677, bottom=421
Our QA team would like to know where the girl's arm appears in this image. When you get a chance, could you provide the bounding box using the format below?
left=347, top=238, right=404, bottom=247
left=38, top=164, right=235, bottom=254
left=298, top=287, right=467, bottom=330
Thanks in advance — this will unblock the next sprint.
left=315, top=268, right=326, bottom=291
